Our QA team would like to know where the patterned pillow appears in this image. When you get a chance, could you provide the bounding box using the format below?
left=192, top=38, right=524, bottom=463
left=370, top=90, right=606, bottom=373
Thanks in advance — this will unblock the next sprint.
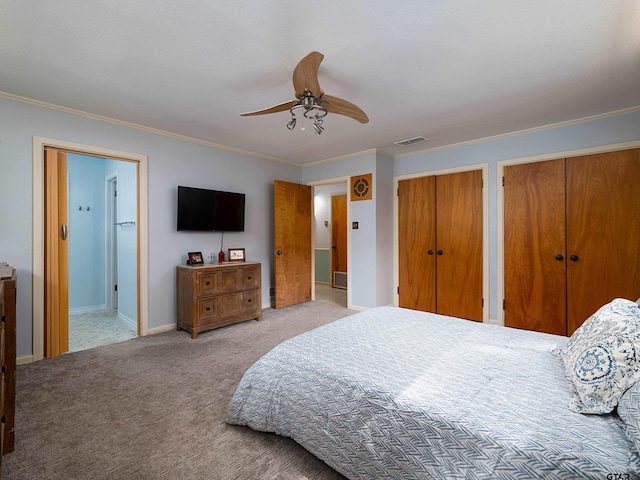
left=618, top=380, right=640, bottom=454
left=557, top=298, right=640, bottom=414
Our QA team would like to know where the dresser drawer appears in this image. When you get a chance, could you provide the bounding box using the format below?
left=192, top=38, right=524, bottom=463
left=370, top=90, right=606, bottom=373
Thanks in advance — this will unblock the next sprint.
left=198, top=298, right=219, bottom=320
left=241, top=290, right=259, bottom=312
left=197, top=272, right=218, bottom=295
left=240, top=267, right=260, bottom=289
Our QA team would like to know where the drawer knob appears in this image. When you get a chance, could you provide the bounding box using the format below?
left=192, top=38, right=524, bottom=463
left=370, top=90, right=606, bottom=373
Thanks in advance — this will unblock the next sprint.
left=206, top=281, right=211, bottom=286
left=1, top=365, right=5, bottom=373
left=206, top=307, right=211, bottom=311
left=247, top=276, right=252, bottom=280
left=248, top=299, right=252, bottom=303
left=1, top=315, right=5, bottom=322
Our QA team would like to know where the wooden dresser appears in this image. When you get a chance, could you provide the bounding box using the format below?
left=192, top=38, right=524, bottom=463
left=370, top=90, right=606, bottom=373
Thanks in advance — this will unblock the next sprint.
left=0, top=263, right=16, bottom=474
left=176, top=261, right=262, bottom=338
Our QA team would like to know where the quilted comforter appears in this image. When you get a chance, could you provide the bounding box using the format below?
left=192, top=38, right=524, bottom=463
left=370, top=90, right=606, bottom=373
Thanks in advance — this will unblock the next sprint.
left=227, top=306, right=640, bottom=479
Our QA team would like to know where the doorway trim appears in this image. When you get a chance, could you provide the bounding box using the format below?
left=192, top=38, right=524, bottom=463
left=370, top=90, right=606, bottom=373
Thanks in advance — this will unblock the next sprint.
left=32, top=136, right=149, bottom=363
left=105, top=173, right=119, bottom=311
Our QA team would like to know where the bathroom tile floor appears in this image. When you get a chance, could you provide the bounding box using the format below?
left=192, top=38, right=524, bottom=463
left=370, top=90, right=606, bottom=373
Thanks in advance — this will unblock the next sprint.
left=68, top=310, right=137, bottom=353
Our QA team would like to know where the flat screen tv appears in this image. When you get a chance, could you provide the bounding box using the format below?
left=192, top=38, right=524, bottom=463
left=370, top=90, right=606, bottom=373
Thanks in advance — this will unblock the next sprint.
left=177, top=186, right=245, bottom=232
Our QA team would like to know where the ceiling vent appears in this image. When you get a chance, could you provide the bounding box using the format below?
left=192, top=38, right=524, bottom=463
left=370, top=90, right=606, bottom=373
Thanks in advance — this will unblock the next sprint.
left=393, top=136, right=427, bottom=146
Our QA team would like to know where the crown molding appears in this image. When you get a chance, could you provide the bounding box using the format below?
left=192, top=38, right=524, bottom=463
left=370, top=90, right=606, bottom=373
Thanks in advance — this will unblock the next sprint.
left=393, top=105, right=640, bottom=159
left=0, top=91, right=299, bottom=166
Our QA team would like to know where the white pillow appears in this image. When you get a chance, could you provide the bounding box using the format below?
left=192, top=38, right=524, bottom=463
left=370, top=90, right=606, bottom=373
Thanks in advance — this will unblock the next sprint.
left=557, top=298, right=640, bottom=414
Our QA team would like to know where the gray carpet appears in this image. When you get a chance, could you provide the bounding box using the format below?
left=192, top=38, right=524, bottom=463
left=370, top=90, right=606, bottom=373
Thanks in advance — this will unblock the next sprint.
left=3, top=302, right=354, bottom=480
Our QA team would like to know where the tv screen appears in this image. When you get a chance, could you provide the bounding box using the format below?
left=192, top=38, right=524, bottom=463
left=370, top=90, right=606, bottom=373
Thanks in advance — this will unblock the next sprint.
left=177, top=186, right=245, bottom=232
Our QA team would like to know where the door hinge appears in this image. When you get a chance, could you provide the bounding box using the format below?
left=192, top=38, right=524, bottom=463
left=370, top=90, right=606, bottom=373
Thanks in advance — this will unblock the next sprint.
left=481, top=178, right=484, bottom=188
left=503, top=299, right=506, bottom=310
left=502, top=176, right=505, bottom=187
left=114, top=190, right=118, bottom=197
left=115, top=284, right=118, bottom=292
left=397, top=286, right=400, bottom=294
left=482, top=298, right=484, bottom=307
left=397, top=188, right=399, bottom=196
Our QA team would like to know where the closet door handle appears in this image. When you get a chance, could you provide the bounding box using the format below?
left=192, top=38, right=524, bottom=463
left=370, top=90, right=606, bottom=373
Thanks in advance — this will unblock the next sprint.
left=427, top=249, right=434, bottom=255
left=437, top=250, right=443, bottom=255
left=555, top=254, right=564, bottom=261
left=570, top=255, right=579, bottom=262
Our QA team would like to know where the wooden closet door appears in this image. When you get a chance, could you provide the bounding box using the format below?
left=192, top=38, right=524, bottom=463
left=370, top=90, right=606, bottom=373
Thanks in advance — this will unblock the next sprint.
left=566, top=149, right=640, bottom=334
left=398, top=176, right=436, bottom=312
left=504, top=160, right=567, bottom=335
left=436, top=170, right=483, bottom=321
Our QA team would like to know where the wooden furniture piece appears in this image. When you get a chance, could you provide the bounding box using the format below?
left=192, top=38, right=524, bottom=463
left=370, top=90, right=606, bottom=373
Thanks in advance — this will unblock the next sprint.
left=398, top=170, right=483, bottom=321
left=0, top=263, right=16, bottom=472
left=176, top=261, right=262, bottom=338
left=503, top=148, right=640, bottom=335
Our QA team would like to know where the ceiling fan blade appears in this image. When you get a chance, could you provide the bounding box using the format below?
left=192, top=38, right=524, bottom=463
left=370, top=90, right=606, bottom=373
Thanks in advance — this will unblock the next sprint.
left=322, top=95, right=369, bottom=124
left=241, top=100, right=297, bottom=116
left=292, top=52, right=324, bottom=98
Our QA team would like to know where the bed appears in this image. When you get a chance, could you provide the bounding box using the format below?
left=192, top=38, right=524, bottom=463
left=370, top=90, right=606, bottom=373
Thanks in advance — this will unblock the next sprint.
left=227, top=303, right=640, bottom=479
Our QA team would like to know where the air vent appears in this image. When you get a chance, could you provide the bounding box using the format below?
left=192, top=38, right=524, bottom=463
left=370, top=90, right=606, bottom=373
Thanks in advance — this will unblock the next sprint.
left=394, top=136, right=427, bottom=146
left=333, top=271, right=347, bottom=289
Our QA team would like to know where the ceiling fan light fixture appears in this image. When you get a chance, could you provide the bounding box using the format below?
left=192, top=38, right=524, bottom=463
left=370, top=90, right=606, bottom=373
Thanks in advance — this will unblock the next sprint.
left=286, top=116, right=297, bottom=130
left=313, top=121, right=324, bottom=135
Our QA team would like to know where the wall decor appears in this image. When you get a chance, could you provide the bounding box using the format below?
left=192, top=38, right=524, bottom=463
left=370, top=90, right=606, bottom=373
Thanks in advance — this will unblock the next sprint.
left=228, top=248, right=246, bottom=262
left=187, top=251, right=204, bottom=265
left=350, top=173, right=373, bottom=201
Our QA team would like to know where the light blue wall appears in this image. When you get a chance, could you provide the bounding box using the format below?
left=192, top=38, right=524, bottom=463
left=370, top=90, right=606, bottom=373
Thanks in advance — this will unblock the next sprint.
left=2, top=93, right=639, bottom=359
left=314, top=249, right=330, bottom=283
left=67, top=153, right=106, bottom=310
left=0, top=96, right=301, bottom=359
left=304, top=151, right=390, bottom=309
left=106, top=158, right=138, bottom=323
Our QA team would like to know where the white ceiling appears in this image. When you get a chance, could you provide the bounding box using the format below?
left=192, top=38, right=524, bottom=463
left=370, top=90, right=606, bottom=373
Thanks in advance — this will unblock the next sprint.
left=2, top=1, right=640, bottom=165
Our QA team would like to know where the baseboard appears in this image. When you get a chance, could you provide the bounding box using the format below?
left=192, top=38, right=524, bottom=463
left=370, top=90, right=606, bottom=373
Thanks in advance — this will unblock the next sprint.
left=119, top=312, right=137, bottom=329
left=69, top=304, right=107, bottom=315
left=17, top=355, right=34, bottom=365
left=147, top=324, right=177, bottom=335
left=347, top=304, right=367, bottom=312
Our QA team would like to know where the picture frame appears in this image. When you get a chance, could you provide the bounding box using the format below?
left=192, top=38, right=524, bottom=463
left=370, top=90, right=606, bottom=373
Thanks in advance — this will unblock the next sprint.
left=228, top=248, right=246, bottom=262
left=187, top=251, right=204, bottom=265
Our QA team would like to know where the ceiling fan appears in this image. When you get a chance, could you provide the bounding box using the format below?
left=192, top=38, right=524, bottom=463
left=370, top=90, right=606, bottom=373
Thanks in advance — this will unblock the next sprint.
left=241, top=51, right=369, bottom=134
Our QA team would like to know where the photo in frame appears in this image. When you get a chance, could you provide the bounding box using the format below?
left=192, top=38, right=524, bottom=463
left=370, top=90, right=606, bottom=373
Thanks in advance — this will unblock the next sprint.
left=187, top=251, right=204, bottom=265
left=228, top=248, right=246, bottom=262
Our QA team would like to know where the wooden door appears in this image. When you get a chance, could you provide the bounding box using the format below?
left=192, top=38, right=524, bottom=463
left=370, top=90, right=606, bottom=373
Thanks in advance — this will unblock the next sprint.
left=44, top=147, right=69, bottom=357
left=274, top=180, right=312, bottom=308
left=566, top=149, right=640, bottom=334
left=503, top=159, right=567, bottom=335
left=398, top=176, right=436, bottom=312
left=331, top=194, right=347, bottom=287
left=436, top=170, right=483, bottom=321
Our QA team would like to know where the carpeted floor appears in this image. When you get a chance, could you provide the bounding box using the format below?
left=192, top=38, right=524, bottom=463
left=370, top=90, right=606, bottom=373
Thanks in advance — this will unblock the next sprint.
left=3, top=302, right=354, bottom=480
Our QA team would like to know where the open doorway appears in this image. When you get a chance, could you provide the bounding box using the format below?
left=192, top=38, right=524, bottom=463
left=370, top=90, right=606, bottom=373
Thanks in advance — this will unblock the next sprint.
left=65, top=153, right=138, bottom=352
left=313, top=182, right=348, bottom=308
left=33, top=136, right=149, bottom=363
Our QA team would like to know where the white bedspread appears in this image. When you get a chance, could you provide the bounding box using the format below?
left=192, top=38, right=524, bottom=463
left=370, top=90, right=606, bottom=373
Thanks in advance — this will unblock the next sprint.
left=227, top=306, right=640, bottom=479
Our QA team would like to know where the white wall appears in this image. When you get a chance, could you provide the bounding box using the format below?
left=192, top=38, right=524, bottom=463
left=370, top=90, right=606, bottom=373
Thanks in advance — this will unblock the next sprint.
left=0, top=96, right=301, bottom=359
